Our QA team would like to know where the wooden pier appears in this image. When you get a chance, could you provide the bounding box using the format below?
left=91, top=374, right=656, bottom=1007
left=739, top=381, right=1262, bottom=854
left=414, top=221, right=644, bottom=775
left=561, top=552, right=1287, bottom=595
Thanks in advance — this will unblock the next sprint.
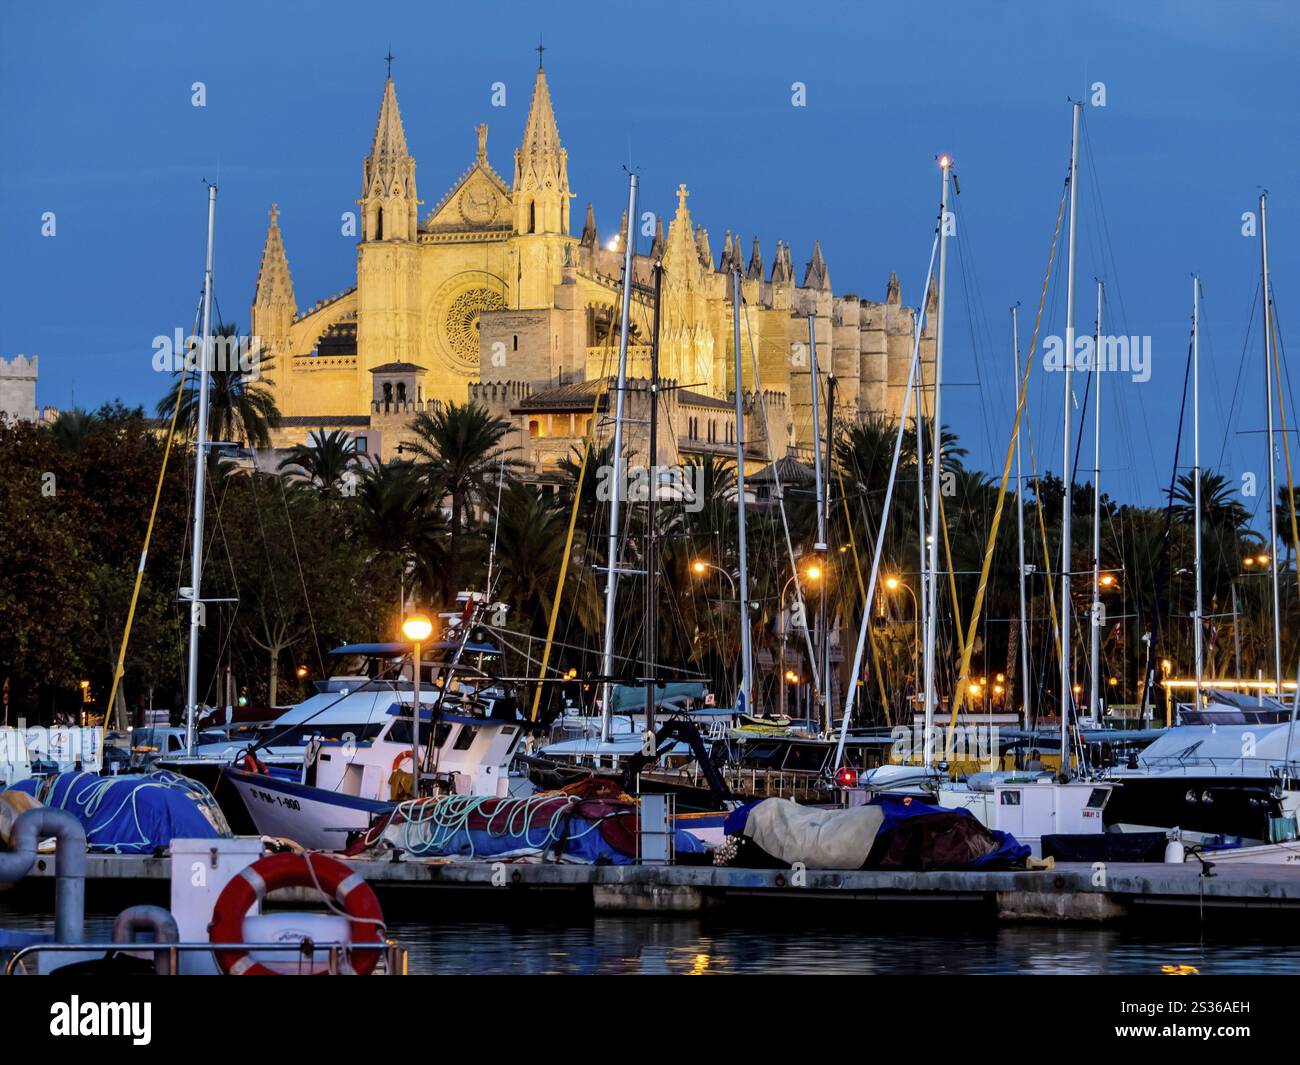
left=11, top=848, right=1300, bottom=922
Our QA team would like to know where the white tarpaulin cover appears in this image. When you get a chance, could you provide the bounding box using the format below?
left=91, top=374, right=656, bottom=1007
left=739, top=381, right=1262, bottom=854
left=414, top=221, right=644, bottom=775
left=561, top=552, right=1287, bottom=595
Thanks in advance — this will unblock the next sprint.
left=743, top=798, right=885, bottom=869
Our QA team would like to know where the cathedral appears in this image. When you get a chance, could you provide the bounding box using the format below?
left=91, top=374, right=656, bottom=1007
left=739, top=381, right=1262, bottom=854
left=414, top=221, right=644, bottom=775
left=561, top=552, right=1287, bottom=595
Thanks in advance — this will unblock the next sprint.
left=251, top=56, right=936, bottom=475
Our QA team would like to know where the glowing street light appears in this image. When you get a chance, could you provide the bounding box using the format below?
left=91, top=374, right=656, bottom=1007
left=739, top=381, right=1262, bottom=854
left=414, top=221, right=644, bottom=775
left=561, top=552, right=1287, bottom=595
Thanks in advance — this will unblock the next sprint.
left=402, top=612, right=434, bottom=795
left=690, top=559, right=736, bottom=595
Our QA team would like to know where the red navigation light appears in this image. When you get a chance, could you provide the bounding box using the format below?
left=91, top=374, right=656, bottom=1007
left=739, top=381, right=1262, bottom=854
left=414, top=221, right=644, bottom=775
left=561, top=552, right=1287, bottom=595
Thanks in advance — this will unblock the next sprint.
left=836, top=767, right=859, bottom=788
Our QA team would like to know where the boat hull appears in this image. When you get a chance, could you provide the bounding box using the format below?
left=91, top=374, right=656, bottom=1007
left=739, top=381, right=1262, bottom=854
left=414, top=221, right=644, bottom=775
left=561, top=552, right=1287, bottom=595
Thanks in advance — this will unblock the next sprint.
left=225, top=768, right=393, bottom=851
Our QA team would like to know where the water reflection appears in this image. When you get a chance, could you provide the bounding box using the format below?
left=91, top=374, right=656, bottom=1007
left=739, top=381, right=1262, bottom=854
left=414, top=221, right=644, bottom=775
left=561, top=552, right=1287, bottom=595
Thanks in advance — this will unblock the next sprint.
left=3, top=906, right=1292, bottom=976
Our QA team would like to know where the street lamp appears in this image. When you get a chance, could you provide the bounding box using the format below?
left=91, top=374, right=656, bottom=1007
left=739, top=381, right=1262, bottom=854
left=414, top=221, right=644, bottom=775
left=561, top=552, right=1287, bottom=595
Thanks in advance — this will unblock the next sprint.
left=402, top=612, right=434, bottom=798
left=883, top=576, right=920, bottom=716
left=690, top=559, right=737, bottom=596
left=777, top=563, right=823, bottom=718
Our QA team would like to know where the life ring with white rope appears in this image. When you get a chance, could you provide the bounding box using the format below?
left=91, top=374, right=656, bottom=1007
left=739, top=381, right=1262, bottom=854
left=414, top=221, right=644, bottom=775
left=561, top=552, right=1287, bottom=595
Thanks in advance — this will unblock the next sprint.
left=208, top=852, right=385, bottom=975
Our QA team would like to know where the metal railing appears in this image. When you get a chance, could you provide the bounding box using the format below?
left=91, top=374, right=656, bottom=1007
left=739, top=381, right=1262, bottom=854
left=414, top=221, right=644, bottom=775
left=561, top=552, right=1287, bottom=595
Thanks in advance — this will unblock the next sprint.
left=5, top=939, right=407, bottom=976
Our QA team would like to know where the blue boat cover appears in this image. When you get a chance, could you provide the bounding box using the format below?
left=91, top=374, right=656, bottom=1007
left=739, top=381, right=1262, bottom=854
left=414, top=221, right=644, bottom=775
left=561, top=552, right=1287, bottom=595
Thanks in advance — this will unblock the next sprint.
left=5, top=771, right=227, bottom=853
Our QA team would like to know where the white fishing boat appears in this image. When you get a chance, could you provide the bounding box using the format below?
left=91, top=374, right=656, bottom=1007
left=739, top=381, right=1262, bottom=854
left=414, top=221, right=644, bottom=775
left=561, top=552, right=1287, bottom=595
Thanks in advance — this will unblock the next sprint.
left=224, top=685, right=525, bottom=850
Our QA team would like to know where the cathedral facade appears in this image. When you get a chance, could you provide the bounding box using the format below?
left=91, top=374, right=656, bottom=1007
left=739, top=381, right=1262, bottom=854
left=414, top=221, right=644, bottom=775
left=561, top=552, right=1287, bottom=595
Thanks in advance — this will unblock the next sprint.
left=251, top=59, right=935, bottom=473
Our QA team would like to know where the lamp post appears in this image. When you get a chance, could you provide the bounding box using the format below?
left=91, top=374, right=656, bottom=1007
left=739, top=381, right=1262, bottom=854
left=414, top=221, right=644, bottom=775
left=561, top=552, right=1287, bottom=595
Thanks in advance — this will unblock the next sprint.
left=779, top=564, right=822, bottom=718
left=690, top=559, right=737, bottom=597
left=884, top=576, right=920, bottom=721
left=402, top=612, right=433, bottom=798
left=691, top=560, right=739, bottom=707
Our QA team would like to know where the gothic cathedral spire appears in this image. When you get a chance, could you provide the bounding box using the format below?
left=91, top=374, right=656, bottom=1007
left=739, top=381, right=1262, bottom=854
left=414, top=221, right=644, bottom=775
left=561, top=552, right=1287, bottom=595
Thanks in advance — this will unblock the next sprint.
left=251, top=204, right=296, bottom=350
left=360, top=73, right=419, bottom=242
left=513, top=63, right=571, bottom=235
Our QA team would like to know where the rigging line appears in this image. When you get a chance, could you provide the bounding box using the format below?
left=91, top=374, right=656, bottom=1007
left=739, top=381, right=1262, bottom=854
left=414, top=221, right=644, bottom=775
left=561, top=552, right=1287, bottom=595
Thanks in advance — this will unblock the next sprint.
left=106, top=351, right=192, bottom=729
left=1138, top=325, right=1196, bottom=718
left=487, top=623, right=706, bottom=678
left=1216, top=280, right=1260, bottom=470
left=946, top=173, right=1068, bottom=735
left=836, top=456, right=892, bottom=725
left=1266, top=295, right=1300, bottom=606
left=528, top=301, right=617, bottom=721
left=739, top=292, right=821, bottom=704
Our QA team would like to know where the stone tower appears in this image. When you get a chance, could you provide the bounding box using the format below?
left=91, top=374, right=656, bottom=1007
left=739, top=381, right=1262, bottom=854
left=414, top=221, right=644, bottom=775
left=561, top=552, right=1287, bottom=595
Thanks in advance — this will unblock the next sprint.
left=355, top=70, right=424, bottom=412
left=250, top=204, right=297, bottom=362
left=508, top=59, right=575, bottom=309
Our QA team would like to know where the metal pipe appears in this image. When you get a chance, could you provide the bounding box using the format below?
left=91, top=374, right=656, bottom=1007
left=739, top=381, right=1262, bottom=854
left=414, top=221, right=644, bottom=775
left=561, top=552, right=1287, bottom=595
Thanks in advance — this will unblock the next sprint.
left=0, top=807, right=87, bottom=943
left=112, top=905, right=180, bottom=975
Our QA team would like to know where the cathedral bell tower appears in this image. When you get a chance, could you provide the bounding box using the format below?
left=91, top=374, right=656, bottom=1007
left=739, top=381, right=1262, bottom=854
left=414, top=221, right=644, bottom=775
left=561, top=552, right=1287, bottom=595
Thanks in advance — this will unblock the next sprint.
left=355, top=60, right=424, bottom=412
left=508, top=51, right=575, bottom=309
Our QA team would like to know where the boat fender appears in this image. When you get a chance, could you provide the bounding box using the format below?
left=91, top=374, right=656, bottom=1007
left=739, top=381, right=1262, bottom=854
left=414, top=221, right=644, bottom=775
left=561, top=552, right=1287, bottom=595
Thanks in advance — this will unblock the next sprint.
left=208, top=852, right=385, bottom=976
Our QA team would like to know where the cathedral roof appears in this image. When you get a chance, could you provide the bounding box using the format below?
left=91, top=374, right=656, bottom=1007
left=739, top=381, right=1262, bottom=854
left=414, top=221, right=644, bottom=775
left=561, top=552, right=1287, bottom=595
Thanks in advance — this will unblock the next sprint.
left=749, top=453, right=815, bottom=484
left=422, top=124, right=513, bottom=231
left=369, top=361, right=427, bottom=374
left=515, top=379, right=606, bottom=412
left=678, top=389, right=732, bottom=410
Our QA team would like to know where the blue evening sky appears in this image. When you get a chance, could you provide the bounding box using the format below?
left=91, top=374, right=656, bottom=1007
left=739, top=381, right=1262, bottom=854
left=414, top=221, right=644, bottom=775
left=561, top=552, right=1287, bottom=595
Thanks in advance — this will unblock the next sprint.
left=1, top=0, right=1296, bottom=510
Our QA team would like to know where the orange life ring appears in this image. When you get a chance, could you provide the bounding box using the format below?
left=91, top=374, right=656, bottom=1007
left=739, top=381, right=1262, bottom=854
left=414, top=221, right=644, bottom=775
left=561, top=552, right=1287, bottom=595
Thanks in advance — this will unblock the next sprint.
left=208, top=852, right=385, bottom=976
left=392, top=749, right=415, bottom=773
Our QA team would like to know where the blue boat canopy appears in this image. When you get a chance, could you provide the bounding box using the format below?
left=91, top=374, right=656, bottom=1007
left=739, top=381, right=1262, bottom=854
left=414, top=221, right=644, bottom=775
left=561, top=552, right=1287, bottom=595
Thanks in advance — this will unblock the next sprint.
left=329, top=642, right=407, bottom=656
left=329, top=639, right=501, bottom=656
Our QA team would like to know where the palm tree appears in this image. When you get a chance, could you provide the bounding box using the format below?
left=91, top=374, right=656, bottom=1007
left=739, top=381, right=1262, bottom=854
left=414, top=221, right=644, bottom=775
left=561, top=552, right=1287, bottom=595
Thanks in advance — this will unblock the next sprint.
left=160, top=322, right=281, bottom=448
left=352, top=457, right=448, bottom=625
left=47, top=409, right=98, bottom=452
left=403, top=401, right=517, bottom=601
left=1171, top=469, right=1250, bottom=532
left=488, top=481, right=600, bottom=640
left=278, top=429, right=360, bottom=493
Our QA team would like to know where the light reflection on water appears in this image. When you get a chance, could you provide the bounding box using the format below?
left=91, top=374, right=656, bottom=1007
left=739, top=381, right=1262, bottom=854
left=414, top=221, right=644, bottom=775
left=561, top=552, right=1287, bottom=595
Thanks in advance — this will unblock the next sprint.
left=382, top=917, right=1297, bottom=976
left=4, top=907, right=1293, bottom=976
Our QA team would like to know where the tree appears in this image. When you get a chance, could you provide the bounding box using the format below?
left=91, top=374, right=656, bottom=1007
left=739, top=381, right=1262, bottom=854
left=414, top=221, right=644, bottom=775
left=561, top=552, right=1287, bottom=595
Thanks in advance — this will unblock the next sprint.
left=278, top=429, right=361, bottom=493
left=404, top=402, right=517, bottom=601
left=161, top=322, right=281, bottom=449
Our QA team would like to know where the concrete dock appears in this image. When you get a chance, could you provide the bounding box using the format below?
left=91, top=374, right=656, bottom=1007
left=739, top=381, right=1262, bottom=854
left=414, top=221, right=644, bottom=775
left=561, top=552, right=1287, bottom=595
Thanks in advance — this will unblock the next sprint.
left=11, top=848, right=1300, bottom=922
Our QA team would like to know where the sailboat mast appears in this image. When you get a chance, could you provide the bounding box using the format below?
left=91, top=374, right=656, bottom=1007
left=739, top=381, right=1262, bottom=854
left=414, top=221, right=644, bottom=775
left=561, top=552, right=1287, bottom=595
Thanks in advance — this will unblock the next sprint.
left=822, top=369, right=836, bottom=733
left=600, top=172, right=638, bottom=742
left=1013, top=305, right=1031, bottom=728
left=732, top=267, right=755, bottom=714
left=915, top=331, right=928, bottom=734
left=1261, top=192, right=1283, bottom=693
left=922, top=156, right=952, bottom=764
left=184, top=183, right=217, bottom=756
left=644, top=261, right=663, bottom=735
left=1089, top=280, right=1104, bottom=723
left=1193, top=274, right=1204, bottom=704
left=807, top=313, right=828, bottom=729
left=1060, top=101, right=1082, bottom=773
